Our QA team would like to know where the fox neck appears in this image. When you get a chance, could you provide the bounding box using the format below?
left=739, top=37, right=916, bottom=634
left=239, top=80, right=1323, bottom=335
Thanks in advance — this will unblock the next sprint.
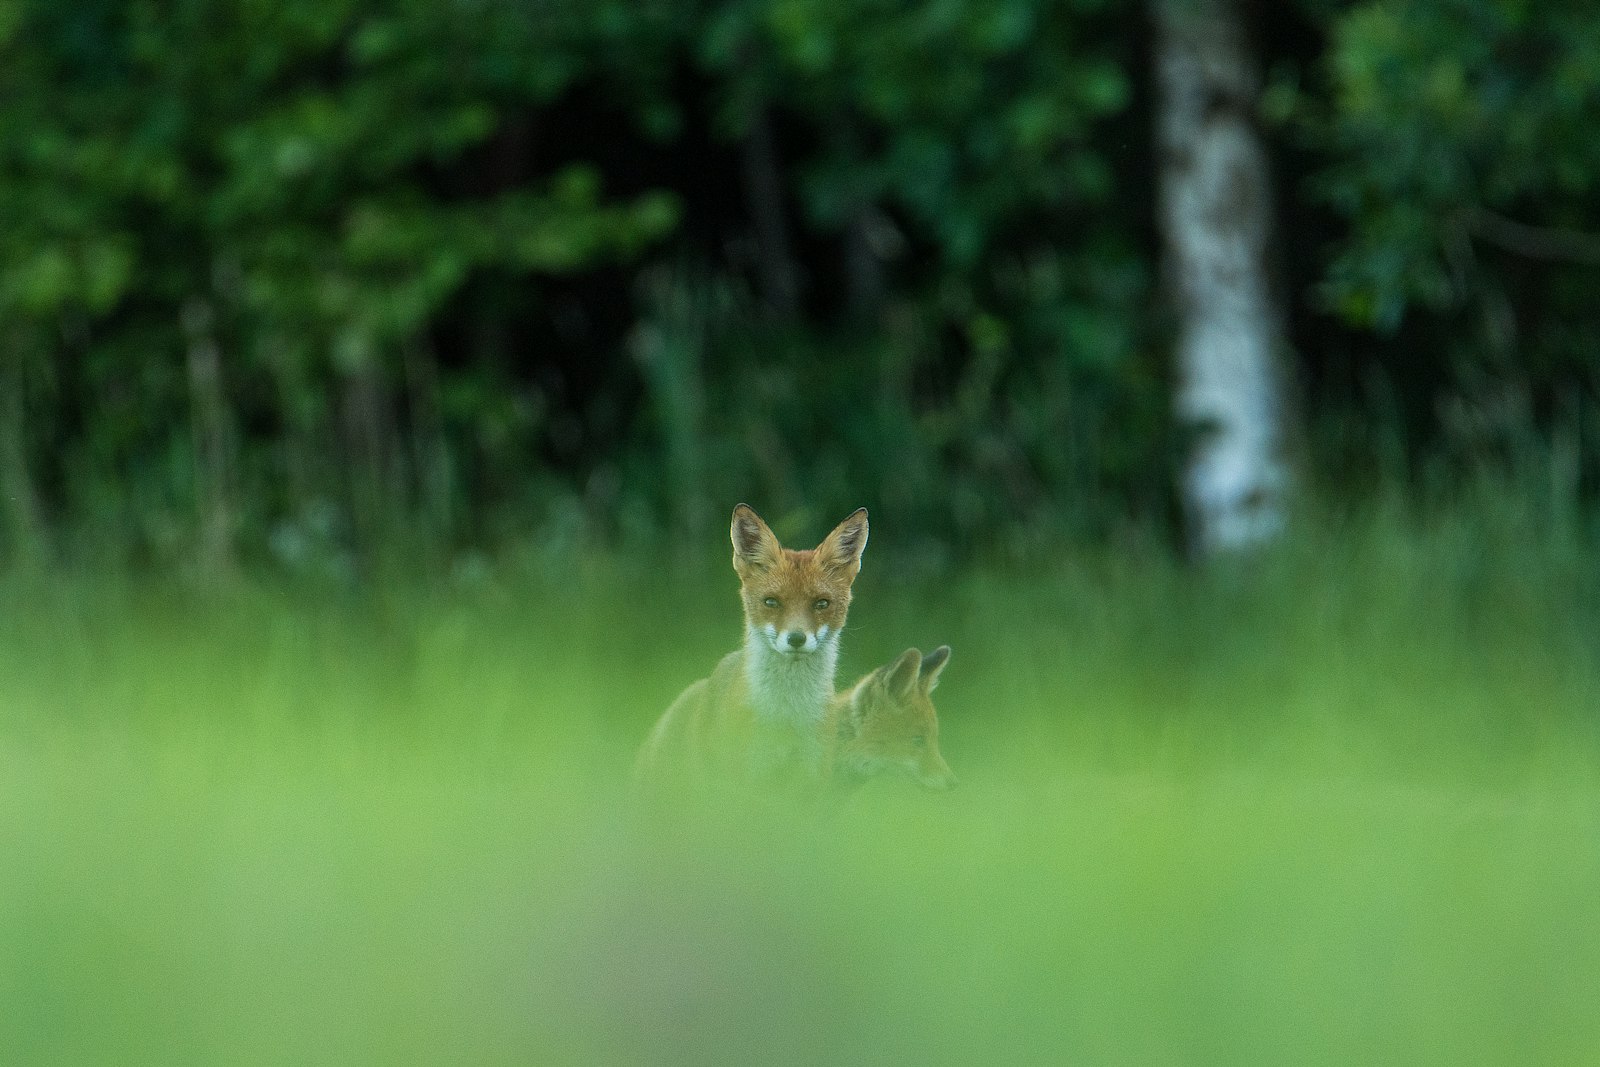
left=743, top=625, right=838, bottom=725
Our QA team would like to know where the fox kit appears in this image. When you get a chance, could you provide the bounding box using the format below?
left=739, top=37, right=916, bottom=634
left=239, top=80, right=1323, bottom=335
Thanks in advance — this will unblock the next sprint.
left=826, top=646, right=955, bottom=790
left=635, top=504, right=869, bottom=786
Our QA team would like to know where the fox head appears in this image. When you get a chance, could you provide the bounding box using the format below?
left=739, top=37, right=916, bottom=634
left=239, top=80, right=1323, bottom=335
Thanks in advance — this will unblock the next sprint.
left=731, top=504, right=868, bottom=658
left=835, top=646, right=955, bottom=790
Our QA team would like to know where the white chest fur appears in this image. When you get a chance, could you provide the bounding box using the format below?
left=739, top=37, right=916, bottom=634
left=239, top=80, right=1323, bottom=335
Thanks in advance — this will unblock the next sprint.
left=743, top=627, right=837, bottom=726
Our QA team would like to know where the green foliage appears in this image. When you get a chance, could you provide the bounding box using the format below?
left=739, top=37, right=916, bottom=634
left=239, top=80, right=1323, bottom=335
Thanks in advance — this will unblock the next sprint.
left=1303, top=1, right=1600, bottom=329
left=0, top=0, right=681, bottom=563
left=700, top=0, right=1127, bottom=265
left=642, top=0, right=1159, bottom=549
left=627, top=250, right=1165, bottom=555
left=3, top=0, right=1600, bottom=564
left=1282, top=0, right=1600, bottom=482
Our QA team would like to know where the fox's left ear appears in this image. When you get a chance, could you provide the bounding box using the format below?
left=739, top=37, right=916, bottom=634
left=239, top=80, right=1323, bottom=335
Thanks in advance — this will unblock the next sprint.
left=817, top=507, right=869, bottom=579
left=886, top=647, right=922, bottom=699
left=919, top=645, right=951, bottom=692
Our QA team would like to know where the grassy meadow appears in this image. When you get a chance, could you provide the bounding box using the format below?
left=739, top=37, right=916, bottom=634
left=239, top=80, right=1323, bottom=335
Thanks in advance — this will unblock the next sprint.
left=3, top=504, right=1599, bottom=1065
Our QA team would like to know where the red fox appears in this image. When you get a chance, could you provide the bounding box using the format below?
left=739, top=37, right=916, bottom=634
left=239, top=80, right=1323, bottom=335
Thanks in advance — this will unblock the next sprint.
left=825, top=646, right=955, bottom=790
left=634, top=503, right=869, bottom=786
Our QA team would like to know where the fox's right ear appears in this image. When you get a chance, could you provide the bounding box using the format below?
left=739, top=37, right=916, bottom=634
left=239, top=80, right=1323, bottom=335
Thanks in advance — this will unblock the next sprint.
left=731, top=503, right=781, bottom=573
left=919, top=645, right=951, bottom=691
left=886, top=648, right=921, bottom=699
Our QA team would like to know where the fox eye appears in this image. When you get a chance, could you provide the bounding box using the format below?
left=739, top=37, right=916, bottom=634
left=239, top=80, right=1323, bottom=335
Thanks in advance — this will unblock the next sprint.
left=814, top=598, right=829, bottom=610
left=762, top=597, right=779, bottom=608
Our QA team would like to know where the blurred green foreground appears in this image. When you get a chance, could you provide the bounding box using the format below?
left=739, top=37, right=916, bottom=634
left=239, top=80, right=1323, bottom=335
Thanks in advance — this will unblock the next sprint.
left=3, top=513, right=1599, bottom=1065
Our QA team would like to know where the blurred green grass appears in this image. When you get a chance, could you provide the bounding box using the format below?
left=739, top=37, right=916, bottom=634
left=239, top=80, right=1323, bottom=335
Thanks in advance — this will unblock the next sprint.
left=2, top=513, right=1599, bottom=1065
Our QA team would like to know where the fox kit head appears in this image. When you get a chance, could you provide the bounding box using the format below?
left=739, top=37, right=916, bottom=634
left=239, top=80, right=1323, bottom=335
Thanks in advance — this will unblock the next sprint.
left=731, top=504, right=868, bottom=658
left=836, top=646, right=955, bottom=790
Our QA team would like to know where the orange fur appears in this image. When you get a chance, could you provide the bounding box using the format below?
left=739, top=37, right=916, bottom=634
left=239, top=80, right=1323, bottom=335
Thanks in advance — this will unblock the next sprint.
left=824, top=646, right=955, bottom=790
left=634, top=504, right=868, bottom=788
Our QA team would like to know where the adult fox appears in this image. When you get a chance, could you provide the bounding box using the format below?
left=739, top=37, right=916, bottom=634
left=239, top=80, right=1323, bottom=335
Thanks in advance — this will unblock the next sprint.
left=635, top=504, right=869, bottom=787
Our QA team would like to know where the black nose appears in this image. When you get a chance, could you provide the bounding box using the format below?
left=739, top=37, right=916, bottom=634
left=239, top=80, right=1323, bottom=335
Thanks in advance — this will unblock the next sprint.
left=786, top=631, right=806, bottom=649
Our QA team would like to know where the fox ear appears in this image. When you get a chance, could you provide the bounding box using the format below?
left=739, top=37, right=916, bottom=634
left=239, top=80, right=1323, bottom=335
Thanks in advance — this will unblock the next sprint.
left=731, top=504, right=781, bottom=572
left=886, top=648, right=921, bottom=699
left=919, top=645, right=951, bottom=691
left=817, top=507, right=868, bottom=579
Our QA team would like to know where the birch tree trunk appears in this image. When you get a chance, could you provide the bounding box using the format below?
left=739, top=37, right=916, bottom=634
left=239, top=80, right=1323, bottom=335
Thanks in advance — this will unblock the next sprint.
left=1152, top=0, right=1292, bottom=555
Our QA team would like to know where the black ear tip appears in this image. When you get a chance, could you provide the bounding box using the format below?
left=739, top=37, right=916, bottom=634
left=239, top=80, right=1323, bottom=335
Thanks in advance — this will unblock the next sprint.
left=921, top=645, right=951, bottom=674
left=733, top=504, right=769, bottom=535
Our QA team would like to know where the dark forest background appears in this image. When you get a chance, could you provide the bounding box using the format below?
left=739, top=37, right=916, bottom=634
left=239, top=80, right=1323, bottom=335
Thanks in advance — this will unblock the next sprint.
left=4, top=0, right=1599, bottom=572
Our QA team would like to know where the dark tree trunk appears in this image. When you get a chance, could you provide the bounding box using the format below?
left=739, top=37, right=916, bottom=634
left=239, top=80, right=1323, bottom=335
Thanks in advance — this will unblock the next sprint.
left=741, top=105, right=801, bottom=320
left=341, top=361, right=400, bottom=553
left=0, top=340, right=48, bottom=565
left=181, top=299, right=237, bottom=574
left=402, top=337, right=453, bottom=543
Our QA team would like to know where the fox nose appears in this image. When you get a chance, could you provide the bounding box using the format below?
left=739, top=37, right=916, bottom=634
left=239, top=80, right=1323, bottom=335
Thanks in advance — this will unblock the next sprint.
left=785, top=631, right=806, bottom=650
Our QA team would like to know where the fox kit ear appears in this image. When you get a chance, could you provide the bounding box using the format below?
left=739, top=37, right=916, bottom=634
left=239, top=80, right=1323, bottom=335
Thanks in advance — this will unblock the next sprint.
left=920, top=645, right=951, bottom=691
left=817, top=507, right=869, bottom=579
left=731, top=503, right=781, bottom=573
left=886, top=647, right=921, bottom=699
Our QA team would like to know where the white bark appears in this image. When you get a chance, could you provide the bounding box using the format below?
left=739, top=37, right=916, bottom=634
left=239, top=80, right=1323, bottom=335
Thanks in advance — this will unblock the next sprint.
left=1153, top=0, right=1291, bottom=554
